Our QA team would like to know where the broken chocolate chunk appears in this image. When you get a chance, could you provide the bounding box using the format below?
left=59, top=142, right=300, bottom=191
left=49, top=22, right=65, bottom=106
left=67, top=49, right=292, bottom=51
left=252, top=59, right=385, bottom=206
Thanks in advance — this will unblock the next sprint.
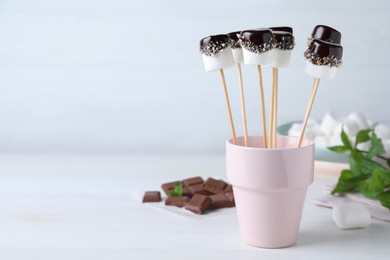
left=224, top=184, right=233, bottom=193
left=209, top=193, right=235, bottom=209
left=187, top=184, right=212, bottom=196
left=142, top=191, right=161, bottom=203
left=182, top=176, right=204, bottom=187
left=165, top=196, right=190, bottom=207
left=161, top=180, right=180, bottom=195
left=225, top=191, right=235, bottom=203
left=203, top=178, right=227, bottom=194
left=185, top=194, right=211, bottom=215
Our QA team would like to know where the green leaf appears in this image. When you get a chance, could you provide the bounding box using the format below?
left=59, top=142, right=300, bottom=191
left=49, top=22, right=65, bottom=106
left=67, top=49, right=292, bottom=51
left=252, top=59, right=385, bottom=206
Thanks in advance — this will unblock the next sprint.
left=378, top=191, right=390, bottom=210
left=355, top=129, right=371, bottom=148
left=366, top=132, right=385, bottom=159
left=358, top=169, right=384, bottom=199
left=341, top=128, right=352, bottom=149
left=349, top=149, right=364, bottom=177
left=378, top=168, right=390, bottom=186
left=169, top=182, right=183, bottom=196
left=328, top=145, right=350, bottom=153
left=332, top=169, right=365, bottom=194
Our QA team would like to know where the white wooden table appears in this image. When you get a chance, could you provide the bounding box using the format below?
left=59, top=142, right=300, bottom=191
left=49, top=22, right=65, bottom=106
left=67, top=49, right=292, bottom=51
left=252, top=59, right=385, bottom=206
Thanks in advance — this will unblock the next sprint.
left=0, top=154, right=389, bottom=259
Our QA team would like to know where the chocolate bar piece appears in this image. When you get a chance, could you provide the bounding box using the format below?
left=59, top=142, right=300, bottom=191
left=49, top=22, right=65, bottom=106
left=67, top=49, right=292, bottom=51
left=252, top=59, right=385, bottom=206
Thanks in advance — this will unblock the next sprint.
left=182, top=176, right=204, bottom=187
left=225, top=191, right=235, bottom=203
left=142, top=191, right=161, bottom=203
left=161, top=180, right=180, bottom=195
left=224, top=184, right=233, bottom=193
left=165, top=196, right=190, bottom=207
left=185, top=194, right=211, bottom=215
left=203, top=178, right=227, bottom=194
left=187, top=184, right=212, bottom=196
left=209, top=193, right=235, bottom=209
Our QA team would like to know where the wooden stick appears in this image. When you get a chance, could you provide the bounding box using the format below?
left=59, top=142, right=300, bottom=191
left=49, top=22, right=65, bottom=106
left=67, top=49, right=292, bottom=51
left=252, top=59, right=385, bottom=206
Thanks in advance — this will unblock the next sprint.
left=237, top=63, right=248, bottom=146
left=257, top=65, right=268, bottom=148
left=297, top=78, right=321, bottom=147
left=269, top=68, right=276, bottom=148
left=220, top=69, right=237, bottom=145
left=274, top=68, right=279, bottom=148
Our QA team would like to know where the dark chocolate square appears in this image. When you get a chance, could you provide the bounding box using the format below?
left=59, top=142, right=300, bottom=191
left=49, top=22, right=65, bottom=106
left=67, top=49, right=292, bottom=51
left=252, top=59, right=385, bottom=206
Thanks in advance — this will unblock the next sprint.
left=224, top=184, right=233, bottom=193
left=203, top=178, right=227, bottom=194
left=187, top=184, right=212, bottom=196
left=142, top=191, right=161, bottom=203
left=165, top=196, right=190, bottom=207
left=225, top=191, right=235, bottom=203
left=161, top=180, right=180, bottom=195
left=185, top=194, right=211, bottom=215
left=209, top=193, right=235, bottom=209
left=182, top=176, right=204, bottom=187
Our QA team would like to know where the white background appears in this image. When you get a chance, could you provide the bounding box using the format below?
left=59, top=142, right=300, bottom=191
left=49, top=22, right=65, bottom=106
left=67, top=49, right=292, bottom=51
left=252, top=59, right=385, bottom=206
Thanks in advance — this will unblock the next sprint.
left=0, top=0, right=389, bottom=154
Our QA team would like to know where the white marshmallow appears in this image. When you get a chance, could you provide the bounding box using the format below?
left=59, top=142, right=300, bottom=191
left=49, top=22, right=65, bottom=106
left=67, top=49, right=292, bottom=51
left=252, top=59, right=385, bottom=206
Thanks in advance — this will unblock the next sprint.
left=231, top=48, right=244, bottom=64
left=347, top=112, right=369, bottom=130
left=332, top=203, right=371, bottom=229
left=374, top=124, right=390, bottom=140
left=202, top=47, right=235, bottom=72
left=314, top=135, right=329, bottom=148
left=304, top=60, right=337, bottom=79
left=242, top=48, right=275, bottom=66
left=288, top=123, right=302, bottom=138
left=273, top=49, right=292, bottom=68
left=342, top=118, right=361, bottom=136
left=320, top=112, right=341, bottom=135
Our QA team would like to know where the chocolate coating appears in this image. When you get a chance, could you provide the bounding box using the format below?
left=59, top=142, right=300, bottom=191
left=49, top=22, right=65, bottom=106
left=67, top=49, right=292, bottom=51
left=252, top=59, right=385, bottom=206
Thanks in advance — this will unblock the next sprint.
left=227, top=31, right=241, bottom=49
left=239, top=29, right=274, bottom=53
left=273, top=31, right=295, bottom=50
left=269, top=26, right=293, bottom=34
left=311, top=25, right=341, bottom=44
left=200, top=34, right=230, bottom=56
left=304, top=39, right=343, bottom=67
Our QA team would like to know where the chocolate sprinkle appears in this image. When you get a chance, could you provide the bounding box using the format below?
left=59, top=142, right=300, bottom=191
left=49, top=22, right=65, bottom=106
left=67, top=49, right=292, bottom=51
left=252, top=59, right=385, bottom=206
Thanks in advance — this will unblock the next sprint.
left=200, top=34, right=231, bottom=56
left=227, top=31, right=241, bottom=49
left=239, top=29, right=274, bottom=54
left=273, top=31, right=295, bottom=50
left=304, top=39, right=343, bottom=67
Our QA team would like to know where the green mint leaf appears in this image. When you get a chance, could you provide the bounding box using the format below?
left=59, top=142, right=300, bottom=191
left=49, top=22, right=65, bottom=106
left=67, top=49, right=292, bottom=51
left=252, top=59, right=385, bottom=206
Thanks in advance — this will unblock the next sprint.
left=332, top=169, right=364, bottom=194
left=349, top=149, right=364, bottom=177
left=328, top=145, right=350, bottom=153
left=355, top=129, right=371, bottom=148
left=366, top=132, right=385, bottom=159
left=341, top=128, right=352, bottom=149
left=169, top=182, right=183, bottom=196
left=378, top=191, right=390, bottom=210
left=378, top=168, right=390, bottom=186
left=358, top=169, right=384, bottom=199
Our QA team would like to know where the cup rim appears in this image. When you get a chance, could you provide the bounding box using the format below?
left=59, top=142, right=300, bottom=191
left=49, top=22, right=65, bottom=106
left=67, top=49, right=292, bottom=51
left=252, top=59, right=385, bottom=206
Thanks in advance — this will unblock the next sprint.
left=227, top=135, right=314, bottom=151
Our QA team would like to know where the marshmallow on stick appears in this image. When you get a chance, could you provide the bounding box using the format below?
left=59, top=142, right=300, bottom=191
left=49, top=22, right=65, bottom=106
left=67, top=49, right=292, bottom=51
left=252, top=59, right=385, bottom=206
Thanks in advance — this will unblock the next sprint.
left=228, top=31, right=248, bottom=146
left=269, top=27, right=295, bottom=148
left=240, top=29, right=275, bottom=148
left=200, top=34, right=237, bottom=144
left=297, top=27, right=343, bottom=147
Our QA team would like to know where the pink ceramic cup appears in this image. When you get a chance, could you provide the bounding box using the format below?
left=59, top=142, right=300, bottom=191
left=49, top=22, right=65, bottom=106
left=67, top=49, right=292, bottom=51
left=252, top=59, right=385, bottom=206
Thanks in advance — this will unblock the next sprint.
left=226, top=136, right=314, bottom=248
